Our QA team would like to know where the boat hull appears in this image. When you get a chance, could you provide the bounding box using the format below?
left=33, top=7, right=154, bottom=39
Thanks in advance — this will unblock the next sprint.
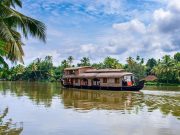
left=61, top=80, right=144, bottom=91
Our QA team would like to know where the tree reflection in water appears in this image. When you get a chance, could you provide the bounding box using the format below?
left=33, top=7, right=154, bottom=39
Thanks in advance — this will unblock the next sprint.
left=61, top=90, right=144, bottom=112
left=0, top=81, right=179, bottom=119
left=0, top=108, right=23, bottom=135
left=61, top=89, right=180, bottom=118
left=0, top=81, right=62, bottom=107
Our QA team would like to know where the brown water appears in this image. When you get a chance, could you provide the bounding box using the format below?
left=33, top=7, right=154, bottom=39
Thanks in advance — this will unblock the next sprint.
left=0, top=81, right=180, bottom=135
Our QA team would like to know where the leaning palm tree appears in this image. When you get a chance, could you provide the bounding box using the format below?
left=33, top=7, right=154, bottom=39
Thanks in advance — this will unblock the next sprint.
left=0, top=0, right=46, bottom=63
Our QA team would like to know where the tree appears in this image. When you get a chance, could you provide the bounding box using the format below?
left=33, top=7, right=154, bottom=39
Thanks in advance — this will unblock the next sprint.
left=61, top=60, right=69, bottom=68
left=126, top=57, right=134, bottom=66
left=146, top=58, right=157, bottom=75
left=126, top=57, right=146, bottom=80
left=26, top=62, right=38, bottom=80
left=44, top=56, right=53, bottom=69
left=92, top=62, right=104, bottom=69
left=152, top=55, right=178, bottom=83
left=68, top=56, right=74, bottom=67
left=140, top=58, right=144, bottom=64
left=15, top=64, right=25, bottom=74
left=0, top=0, right=46, bottom=63
left=146, top=58, right=157, bottom=69
left=174, top=52, right=180, bottom=62
left=136, top=55, right=140, bottom=61
left=160, top=55, right=175, bottom=84
left=103, top=57, right=122, bottom=69
left=78, top=57, right=91, bottom=66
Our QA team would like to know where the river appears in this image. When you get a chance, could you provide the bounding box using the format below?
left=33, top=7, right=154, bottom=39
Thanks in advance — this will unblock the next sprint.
left=0, top=81, right=180, bottom=135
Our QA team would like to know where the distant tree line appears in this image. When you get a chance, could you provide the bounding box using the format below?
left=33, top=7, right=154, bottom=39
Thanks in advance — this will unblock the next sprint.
left=0, top=53, right=179, bottom=84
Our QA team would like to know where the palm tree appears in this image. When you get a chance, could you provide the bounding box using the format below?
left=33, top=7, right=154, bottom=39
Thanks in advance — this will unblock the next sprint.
left=136, top=55, right=140, bottom=61
left=80, top=57, right=90, bottom=66
left=160, top=55, right=175, bottom=84
left=16, top=64, right=25, bottom=74
left=61, top=60, right=69, bottom=68
left=44, top=56, right=53, bottom=69
left=103, top=56, right=122, bottom=69
left=152, top=64, right=162, bottom=76
left=0, top=0, right=46, bottom=63
left=68, top=56, right=74, bottom=67
left=126, top=57, right=134, bottom=66
left=140, top=58, right=144, bottom=64
left=152, top=55, right=179, bottom=83
left=173, top=61, right=180, bottom=82
left=29, top=62, right=38, bottom=79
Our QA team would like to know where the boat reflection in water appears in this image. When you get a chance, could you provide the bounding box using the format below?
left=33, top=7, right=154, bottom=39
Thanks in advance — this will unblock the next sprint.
left=61, top=88, right=180, bottom=118
left=0, top=81, right=179, bottom=118
left=0, top=82, right=180, bottom=135
left=61, top=89, right=143, bottom=111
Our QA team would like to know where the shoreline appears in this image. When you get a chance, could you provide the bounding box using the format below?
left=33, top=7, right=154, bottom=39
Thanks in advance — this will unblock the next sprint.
left=145, top=82, right=180, bottom=87
left=0, top=80, right=179, bottom=87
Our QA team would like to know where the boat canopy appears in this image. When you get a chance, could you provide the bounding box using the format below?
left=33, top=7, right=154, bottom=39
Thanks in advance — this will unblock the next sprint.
left=63, top=72, right=133, bottom=79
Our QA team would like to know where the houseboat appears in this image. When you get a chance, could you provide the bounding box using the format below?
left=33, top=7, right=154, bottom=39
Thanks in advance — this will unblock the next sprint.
left=61, top=66, right=144, bottom=91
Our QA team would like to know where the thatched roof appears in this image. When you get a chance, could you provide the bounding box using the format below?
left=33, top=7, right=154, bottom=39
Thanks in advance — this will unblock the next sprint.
left=143, top=75, right=157, bottom=81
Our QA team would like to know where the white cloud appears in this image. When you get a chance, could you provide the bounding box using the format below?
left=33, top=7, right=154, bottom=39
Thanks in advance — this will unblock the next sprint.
left=168, top=0, right=180, bottom=12
left=113, top=19, right=146, bottom=34
left=94, top=0, right=123, bottom=14
left=153, top=8, right=171, bottom=23
left=20, top=0, right=180, bottom=65
left=80, top=44, right=96, bottom=54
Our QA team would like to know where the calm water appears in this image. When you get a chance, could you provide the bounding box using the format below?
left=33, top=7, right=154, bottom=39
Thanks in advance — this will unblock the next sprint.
left=0, top=82, right=180, bottom=135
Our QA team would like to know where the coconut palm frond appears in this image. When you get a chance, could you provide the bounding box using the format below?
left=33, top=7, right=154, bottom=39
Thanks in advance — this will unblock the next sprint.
left=1, top=4, right=46, bottom=42
left=0, top=0, right=46, bottom=63
left=1, top=0, right=22, bottom=8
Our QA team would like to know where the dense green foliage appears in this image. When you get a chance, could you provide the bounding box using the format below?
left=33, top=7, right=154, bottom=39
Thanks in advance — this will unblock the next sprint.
left=0, top=0, right=46, bottom=64
left=0, top=53, right=179, bottom=84
left=152, top=55, right=180, bottom=83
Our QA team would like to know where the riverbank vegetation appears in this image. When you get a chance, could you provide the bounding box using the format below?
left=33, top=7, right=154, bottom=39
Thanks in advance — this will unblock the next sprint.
left=0, top=53, right=179, bottom=85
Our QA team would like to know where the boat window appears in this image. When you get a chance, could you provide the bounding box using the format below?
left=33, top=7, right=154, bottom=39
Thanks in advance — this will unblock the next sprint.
left=103, top=78, right=107, bottom=83
left=69, top=70, right=75, bottom=75
left=124, top=76, right=131, bottom=82
left=115, top=78, right=119, bottom=84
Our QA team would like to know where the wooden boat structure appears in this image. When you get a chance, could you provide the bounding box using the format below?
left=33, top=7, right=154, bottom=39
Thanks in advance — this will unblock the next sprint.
left=61, top=66, right=144, bottom=91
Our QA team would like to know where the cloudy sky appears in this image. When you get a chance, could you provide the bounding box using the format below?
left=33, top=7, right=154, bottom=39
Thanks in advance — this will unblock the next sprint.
left=18, top=0, right=180, bottom=65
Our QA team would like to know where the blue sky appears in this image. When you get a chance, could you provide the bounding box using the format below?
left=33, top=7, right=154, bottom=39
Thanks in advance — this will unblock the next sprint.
left=17, top=0, right=180, bottom=65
